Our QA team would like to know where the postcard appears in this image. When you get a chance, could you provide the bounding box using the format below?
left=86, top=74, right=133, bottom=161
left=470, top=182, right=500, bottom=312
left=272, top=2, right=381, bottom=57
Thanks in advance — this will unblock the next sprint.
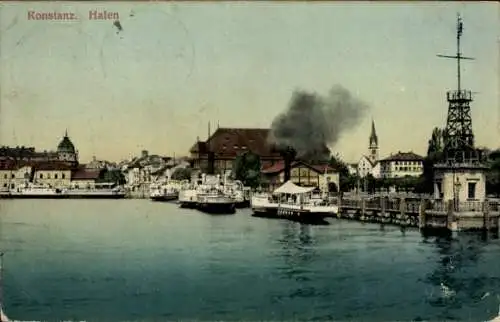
left=0, top=1, right=499, bottom=321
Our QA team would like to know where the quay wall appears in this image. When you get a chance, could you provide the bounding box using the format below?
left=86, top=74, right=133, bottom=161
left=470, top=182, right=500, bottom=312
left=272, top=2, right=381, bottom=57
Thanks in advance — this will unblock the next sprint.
left=330, top=195, right=500, bottom=233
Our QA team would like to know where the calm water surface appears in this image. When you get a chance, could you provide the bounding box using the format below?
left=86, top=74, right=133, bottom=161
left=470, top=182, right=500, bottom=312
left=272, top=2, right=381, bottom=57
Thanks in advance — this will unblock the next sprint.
left=1, top=199, right=500, bottom=321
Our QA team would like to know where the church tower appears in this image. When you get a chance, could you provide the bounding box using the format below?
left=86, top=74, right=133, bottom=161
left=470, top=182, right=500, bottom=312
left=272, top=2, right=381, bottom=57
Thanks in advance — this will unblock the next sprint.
left=368, top=119, right=379, bottom=164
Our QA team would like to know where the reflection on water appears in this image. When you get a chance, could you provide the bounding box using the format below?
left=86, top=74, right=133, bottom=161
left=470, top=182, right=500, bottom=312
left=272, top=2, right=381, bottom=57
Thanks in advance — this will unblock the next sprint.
left=425, top=233, right=500, bottom=320
left=2, top=200, right=500, bottom=321
left=277, top=223, right=316, bottom=283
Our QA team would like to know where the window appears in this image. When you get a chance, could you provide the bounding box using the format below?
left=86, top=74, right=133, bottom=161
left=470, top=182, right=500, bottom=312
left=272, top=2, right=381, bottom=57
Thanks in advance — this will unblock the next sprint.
left=55, top=174, right=58, bottom=179
left=10, top=184, right=14, bottom=189
left=11, top=174, right=14, bottom=179
left=40, top=174, right=43, bottom=179
left=467, top=182, right=476, bottom=199
left=3, top=183, right=6, bottom=188
left=3, top=174, right=6, bottom=179
left=62, top=173, right=66, bottom=179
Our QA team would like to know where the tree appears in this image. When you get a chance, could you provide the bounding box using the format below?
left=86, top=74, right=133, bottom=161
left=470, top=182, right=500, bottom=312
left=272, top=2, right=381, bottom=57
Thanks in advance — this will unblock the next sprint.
left=171, top=167, right=192, bottom=181
left=231, top=151, right=262, bottom=188
left=416, top=127, right=446, bottom=193
left=98, top=169, right=126, bottom=185
left=486, top=149, right=500, bottom=196
left=328, top=155, right=355, bottom=192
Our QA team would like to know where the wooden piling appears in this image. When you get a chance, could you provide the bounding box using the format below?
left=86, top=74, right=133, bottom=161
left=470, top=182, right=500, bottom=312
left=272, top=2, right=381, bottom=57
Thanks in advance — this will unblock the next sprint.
left=337, top=195, right=342, bottom=218
left=361, top=198, right=366, bottom=217
left=418, top=199, right=426, bottom=229
left=446, top=200, right=455, bottom=231
left=483, top=199, right=490, bottom=232
left=399, top=197, right=407, bottom=227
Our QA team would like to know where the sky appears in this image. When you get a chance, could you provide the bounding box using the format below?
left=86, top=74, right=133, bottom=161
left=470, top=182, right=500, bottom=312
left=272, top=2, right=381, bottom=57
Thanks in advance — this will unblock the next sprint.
left=0, top=1, right=498, bottom=163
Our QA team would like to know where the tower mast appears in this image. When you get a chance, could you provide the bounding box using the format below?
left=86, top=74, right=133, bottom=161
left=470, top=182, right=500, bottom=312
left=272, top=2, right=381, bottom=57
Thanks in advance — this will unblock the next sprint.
left=436, top=13, right=476, bottom=163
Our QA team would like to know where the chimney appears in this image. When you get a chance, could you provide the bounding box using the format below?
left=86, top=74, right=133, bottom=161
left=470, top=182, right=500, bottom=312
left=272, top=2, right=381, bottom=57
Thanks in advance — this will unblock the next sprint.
left=277, top=146, right=296, bottom=183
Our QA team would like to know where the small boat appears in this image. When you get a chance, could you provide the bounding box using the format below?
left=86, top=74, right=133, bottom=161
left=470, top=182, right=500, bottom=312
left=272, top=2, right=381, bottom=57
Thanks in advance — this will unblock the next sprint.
left=251, top=181, right=338, bottom=224
left=149, top=183, right=178, bottom=202
left=197, top=188, right=236, bottom=214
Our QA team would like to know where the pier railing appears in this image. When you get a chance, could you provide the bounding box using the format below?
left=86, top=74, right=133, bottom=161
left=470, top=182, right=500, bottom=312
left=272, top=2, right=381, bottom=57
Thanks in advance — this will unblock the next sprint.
left=336, top=196, right=500, bottom=215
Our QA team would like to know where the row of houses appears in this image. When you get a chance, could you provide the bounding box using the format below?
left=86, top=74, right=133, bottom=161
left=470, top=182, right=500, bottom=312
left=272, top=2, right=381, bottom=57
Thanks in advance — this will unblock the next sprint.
left=0, top=161, right=102, bottom=191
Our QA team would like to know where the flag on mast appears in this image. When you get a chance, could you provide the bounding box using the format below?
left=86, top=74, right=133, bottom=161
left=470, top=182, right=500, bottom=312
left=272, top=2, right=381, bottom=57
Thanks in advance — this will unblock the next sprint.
left=457, top=14, right=463, bottom=36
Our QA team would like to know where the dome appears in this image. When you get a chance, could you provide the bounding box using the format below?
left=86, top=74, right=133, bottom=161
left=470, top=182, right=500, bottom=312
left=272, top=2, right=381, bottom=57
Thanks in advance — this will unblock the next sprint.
left=57, top=132, right=76, bottom=153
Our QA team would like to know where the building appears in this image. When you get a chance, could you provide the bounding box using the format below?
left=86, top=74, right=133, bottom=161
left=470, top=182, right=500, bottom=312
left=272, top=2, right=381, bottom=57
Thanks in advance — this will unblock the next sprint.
left=32, top=162, right=73, bottom=188
left=354, top=120, right=381, bottom=178
left=70, top=167, right=103, bottom=189
left=0, top=161, right=32, bottom=191
left=379, top=151, right=424, bottom=179
left=0, top=131, right=79, bottom=165
left=261, top=160, right=340, bottom=192
left=0, top=160, right=80, bottom=190
left=189, top=127, right=282, bottom=174
left=122, top=150, right=176, bottom=188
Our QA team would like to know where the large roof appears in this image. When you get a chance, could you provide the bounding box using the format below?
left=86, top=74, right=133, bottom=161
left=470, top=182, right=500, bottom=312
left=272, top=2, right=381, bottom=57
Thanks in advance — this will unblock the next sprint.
left=189, top=127, right=281, bottom=158
left=71, top=167, right=103, bottom=180
left=381, top=151, right=424, bottom=162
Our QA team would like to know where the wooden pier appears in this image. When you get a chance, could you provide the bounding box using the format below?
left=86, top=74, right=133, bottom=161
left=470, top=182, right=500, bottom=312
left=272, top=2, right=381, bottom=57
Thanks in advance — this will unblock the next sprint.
left=330, top=195, right=500, bottom=233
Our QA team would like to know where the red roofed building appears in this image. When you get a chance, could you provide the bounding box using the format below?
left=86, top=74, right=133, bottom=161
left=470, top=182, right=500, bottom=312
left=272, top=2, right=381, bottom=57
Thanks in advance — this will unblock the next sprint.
left=189, top=127, right=282, bottom=174
left=70, top=167, right=104, bottom=189
left=261, top=159, right=340, bottom=192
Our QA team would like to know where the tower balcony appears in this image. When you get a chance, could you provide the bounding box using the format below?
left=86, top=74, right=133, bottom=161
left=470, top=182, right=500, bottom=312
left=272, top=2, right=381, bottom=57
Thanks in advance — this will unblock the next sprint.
left=446, top=90, right=472, bottom=102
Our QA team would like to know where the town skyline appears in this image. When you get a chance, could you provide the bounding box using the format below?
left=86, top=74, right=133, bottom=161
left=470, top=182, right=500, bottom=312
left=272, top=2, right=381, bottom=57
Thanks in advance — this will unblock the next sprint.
left=1, top=2, right=498, bottom=163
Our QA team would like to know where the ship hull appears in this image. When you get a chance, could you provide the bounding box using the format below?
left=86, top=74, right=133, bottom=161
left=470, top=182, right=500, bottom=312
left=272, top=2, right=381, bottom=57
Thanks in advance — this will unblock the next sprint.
left=0, top=193, right=126, bottom=199
left=179, top=201, right=198, bottom=209
left=252, top=206, right=329, bottom=225
left=235, top=200, right=250, bottom=208
left=150, top=195, right=178, bottom=202
left=197, top=202, right=236, bottom=215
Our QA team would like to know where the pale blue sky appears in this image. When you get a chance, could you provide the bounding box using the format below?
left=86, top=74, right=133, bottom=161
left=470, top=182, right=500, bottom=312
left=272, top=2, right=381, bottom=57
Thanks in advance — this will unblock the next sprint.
left=0, top=2, right=498, bottom=163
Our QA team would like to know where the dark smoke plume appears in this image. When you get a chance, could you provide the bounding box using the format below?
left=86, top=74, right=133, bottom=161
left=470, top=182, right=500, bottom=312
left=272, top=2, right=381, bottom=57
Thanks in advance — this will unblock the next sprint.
left=269, top=85, right=370, bottom=161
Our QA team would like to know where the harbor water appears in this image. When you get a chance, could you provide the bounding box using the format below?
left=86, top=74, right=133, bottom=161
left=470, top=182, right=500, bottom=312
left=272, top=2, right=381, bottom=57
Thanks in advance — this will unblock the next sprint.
left=1, top=199, right=500, bottom=321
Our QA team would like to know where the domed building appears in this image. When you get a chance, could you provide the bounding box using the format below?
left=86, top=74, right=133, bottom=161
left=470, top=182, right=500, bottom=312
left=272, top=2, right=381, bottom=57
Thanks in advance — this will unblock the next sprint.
left=57, top=130, right=78, bottom=163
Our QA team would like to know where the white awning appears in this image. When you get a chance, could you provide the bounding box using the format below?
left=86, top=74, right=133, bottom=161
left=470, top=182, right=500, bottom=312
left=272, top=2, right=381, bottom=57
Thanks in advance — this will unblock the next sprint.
left=273, top=181, right=315, bottom=195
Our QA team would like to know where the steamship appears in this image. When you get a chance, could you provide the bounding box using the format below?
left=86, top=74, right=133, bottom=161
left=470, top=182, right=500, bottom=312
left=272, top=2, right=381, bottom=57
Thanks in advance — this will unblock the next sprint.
left=251, top=146, right=337, bottom=224
left=149, top=181, right=179, bottom=202
left=251, top=181, right=337, bottom=225
left=178, top=180, right=199, bottom=208
left=0, top=182, right=126, bottom=199
left=195, top=174, right=236, bottom=214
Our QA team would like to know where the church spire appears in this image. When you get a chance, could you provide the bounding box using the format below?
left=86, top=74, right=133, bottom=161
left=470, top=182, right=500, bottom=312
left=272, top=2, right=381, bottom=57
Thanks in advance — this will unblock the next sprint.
left=369, top=119, right=378, bottom=147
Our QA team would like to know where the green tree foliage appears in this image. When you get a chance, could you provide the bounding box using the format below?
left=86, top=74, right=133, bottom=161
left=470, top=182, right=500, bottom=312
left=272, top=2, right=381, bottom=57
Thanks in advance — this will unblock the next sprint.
left=171, top=167, right=192, bottom=181
left=98, top=169, right=126, bottom=185
left=231, top=151, right=262, bottom=188
left=486, top=149, right=500, bottom=196
left=328, top=155, right=356, bottom=192
left=415, top=127, right=446, bottom=193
